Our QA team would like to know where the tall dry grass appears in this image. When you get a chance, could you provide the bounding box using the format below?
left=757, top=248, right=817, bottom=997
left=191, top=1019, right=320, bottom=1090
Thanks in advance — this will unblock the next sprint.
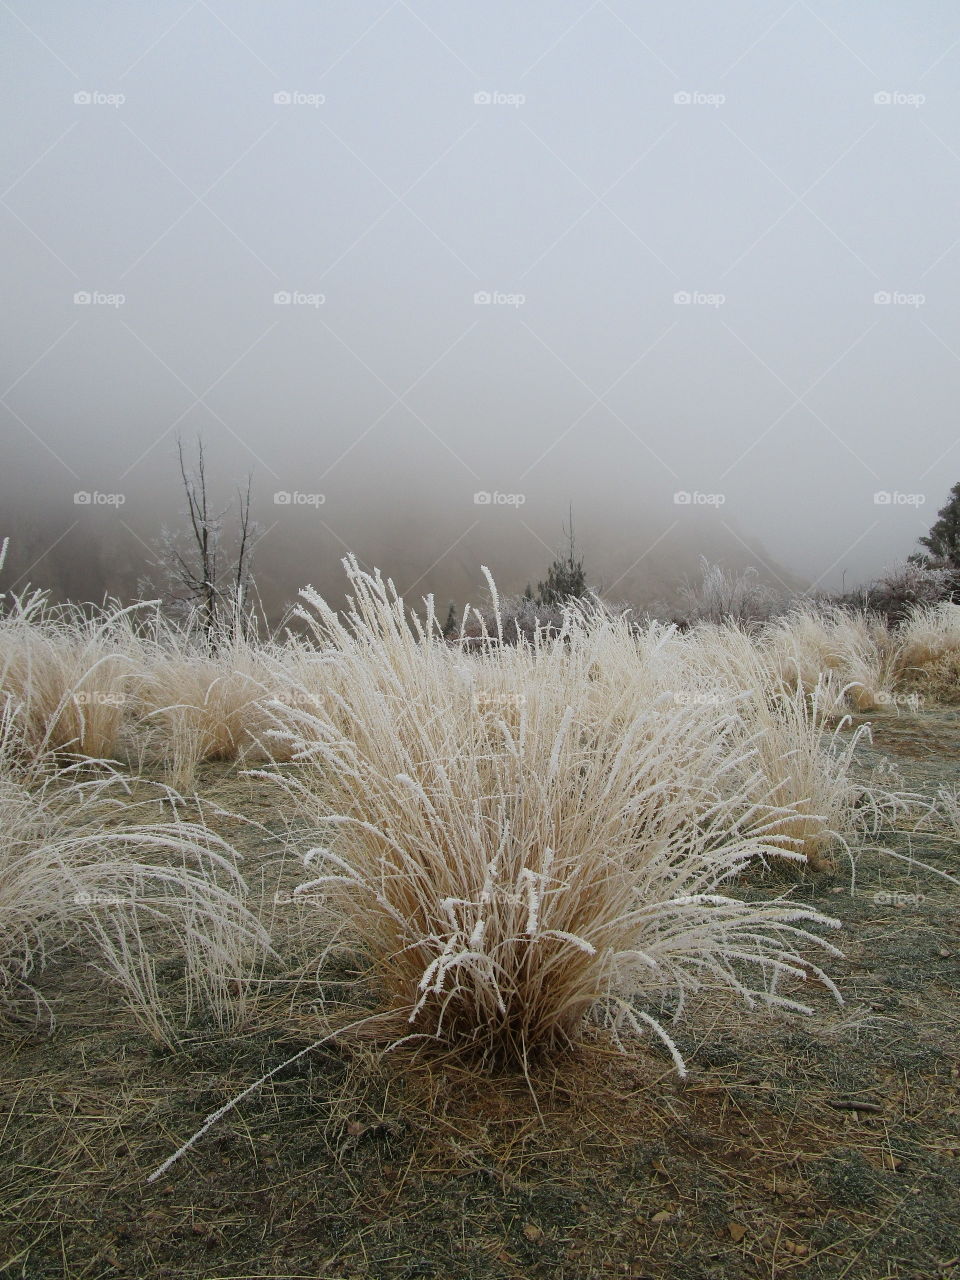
left=0, top=591, right=145, bottom=759
left=576, top=618, right=915, bottom=874
left=764, top=605, right=901, bottom=716
left=895, top=601, right=960, bottom=702
left=0, top=695, right=271, bottom=1041
left=133, top=615, right=279, bottom=788
left=256, top=559, right=843, bottom=1072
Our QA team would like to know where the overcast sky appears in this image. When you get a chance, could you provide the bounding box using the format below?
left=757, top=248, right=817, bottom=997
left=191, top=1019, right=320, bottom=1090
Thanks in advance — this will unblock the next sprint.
left=2, top=1, right=959, bottom=609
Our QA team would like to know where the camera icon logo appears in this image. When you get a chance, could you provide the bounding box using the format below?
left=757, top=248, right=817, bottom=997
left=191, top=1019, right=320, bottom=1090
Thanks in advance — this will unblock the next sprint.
left=73, top=491, right=92, bottom=504
left=73, top=91, right=91, bottom=105
left=474, top=91, right=492, bottom=105
left=673, top=490, right=692, bottom=504
left=273, top=291, right=291, bottom=305
left=274, top=491, right=292, bottom=504
left=874, top=91, right=892, bottom=105
left=473, top=491, right=492, bottom=504
left=673, top=91, right=692, bottom=105
left=273, top=91, right=292, bottom=105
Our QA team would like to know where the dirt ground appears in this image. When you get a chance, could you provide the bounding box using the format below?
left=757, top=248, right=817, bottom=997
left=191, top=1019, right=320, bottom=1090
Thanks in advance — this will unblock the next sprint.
left=2, top=710, right=959, bottom=1280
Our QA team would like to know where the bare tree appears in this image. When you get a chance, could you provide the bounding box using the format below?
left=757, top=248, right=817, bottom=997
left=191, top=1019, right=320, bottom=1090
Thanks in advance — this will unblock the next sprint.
left=142, top=436, right=257, bottom=644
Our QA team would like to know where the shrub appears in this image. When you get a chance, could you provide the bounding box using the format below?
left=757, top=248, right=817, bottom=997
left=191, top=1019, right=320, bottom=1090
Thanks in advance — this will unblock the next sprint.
left=849, top=558, right=956, bottom=625
left=678, top=559, right=781, bottom=627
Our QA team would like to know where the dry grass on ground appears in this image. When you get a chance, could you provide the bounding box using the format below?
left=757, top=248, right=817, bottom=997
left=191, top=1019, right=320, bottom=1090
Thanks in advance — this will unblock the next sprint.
left=2, top=709, right=958, bottom=1280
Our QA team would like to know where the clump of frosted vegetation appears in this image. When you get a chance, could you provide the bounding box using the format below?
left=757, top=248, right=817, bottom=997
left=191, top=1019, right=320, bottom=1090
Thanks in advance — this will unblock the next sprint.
left=764, top=605, right=902, bottom=716
left=678, top=558, right=782, bottom=627
left=258, top=558, right=844, bottom=1072
left=135, top=610, right=278, bottom=788
left=0, top=589, right=145, bottom=759
left=575, top=616, right=917, bottom=875
left=0, top=696, right=270, bottom=1041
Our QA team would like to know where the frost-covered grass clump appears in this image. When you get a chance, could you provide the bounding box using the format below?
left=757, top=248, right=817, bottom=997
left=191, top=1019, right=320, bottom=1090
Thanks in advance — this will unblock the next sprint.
left=0, top=697, right=270, bottom=1042
left=260, top=560, right=845, bottom=1072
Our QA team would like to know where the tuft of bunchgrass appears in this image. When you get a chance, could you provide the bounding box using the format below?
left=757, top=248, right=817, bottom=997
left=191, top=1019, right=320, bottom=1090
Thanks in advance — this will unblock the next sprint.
left=261, top=558, right=843, bottom=1072
left=764, top=606, right=900, bottom=717
left=0, top=696, right=271, bottom=1042
left=894, top=601, right=960, bottom=703
left=134, top=612, right=279, bottom=788
left=737, top=680, right=917, bottom=874
left=0, top=591, right=144, bottom=760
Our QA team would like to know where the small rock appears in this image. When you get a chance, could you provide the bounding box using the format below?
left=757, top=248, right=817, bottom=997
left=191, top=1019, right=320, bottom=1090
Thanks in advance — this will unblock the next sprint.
left=728, top=1222, right=747, bottom=1242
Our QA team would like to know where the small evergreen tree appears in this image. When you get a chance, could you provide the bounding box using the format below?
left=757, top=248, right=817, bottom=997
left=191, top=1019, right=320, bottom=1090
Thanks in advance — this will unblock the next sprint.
left=441, top=601, right=458, bottom=638
left=919, top=481, right=960, bottom=568
left=537, top=508, right=587, bottom=607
